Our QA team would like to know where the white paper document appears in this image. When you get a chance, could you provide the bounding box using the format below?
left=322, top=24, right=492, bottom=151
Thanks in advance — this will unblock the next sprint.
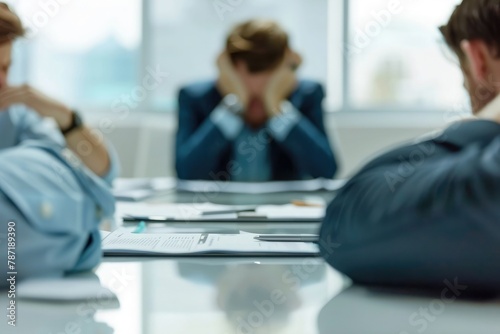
left=117, top=202, right=326, bottom=222
left=102, top=229, right=319, bottom=257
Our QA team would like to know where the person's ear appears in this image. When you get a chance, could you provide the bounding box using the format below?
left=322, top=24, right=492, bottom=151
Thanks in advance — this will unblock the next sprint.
left=460, top=40, right=491, bottom=84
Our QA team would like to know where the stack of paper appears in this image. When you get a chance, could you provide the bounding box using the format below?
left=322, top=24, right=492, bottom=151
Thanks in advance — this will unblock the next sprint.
left=176, top=178, right=346, bottom=194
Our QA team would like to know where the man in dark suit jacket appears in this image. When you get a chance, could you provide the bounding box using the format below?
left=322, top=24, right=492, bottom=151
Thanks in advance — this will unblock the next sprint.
left=176, top=20, right=337, bottom=181
left=320, top=0, right=500, bottom=292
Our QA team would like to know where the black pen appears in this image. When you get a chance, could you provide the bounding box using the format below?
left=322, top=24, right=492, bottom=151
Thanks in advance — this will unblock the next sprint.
left=254, top=234, right=319, bottom=243
left=123, top=215, right=176, bottom=222
left=122, top=211, right=266, bottom=222
left=200, top=207, right=256, bottom=216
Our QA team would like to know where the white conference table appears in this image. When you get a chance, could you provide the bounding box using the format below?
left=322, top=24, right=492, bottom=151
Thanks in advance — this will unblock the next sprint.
left=4, top=257, right=500, bottom=334
left=1, top=258, right=345, bottom=334
left=2, top=190, right=500, bottom=333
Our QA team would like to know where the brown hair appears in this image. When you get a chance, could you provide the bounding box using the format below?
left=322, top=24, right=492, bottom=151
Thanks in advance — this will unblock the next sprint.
left=226, top=20, right=289, bottom=73
left=439, top=0, right=500, bottom=61
left=0, top=2, right=24, bottom=44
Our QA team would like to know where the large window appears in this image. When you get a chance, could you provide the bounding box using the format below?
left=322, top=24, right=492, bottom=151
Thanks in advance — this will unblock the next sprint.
left=10, top=0, right=141, bottom=110
left=8, top=0, right=467, bottom=113
left=346, top=0, right=466, bottom=111
left=146, top=0, right=329, bottom=112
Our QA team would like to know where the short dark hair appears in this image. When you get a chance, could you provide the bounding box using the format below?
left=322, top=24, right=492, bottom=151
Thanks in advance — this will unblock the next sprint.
left=439, top=0, right=500, bottom=61
left=226, top=20, right=289, bottom=73
left=0, top=2, right=25, bottom=44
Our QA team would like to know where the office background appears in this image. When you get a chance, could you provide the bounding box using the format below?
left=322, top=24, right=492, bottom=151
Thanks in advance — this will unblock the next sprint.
left=8, top=0, right=465, bottom=178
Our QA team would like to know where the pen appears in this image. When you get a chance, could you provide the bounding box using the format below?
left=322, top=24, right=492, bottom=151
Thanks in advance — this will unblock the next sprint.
left=201, top=208, right=256, bottom=216
left=122, top=214, right=319, bottom=222
left=254, top=234, right=319, bottom=243
left=291, top=200, right=324, bottom=208
left=123, top=215, right=177, bottom=222
left=132, top=221, right=147, bottom=234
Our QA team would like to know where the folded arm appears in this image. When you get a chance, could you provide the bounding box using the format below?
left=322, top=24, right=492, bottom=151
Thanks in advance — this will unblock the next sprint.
left=319, top=120, right=500, bottom=291
left=0, top=143, right=115, bottom=286
left=175, top=88, right=242, bottom=180
left=2, top=86, right=115, bottom=178
left=267, top=85, right=337, bottom=179
left=9, top=105, right=119, bottom=185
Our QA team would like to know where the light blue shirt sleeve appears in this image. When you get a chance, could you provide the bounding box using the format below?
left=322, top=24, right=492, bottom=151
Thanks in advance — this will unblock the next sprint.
left=0, top=107, right=118, bottom=286
left=210, top=103, right=244, bottom=140
left=9, top=104, right=66, bottom=146
left=267, top=101, right=302, bottom=142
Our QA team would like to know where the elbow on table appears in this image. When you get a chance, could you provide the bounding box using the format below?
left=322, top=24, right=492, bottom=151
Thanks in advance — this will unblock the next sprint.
left=175, top=157, right=208, bottom=180
left=318, top=194, right=373, bottom=282
left=313, top=151, right=338, bottom=179
left=175, top=161, right=193, bottom=180
left=175, top=150, right=193, bottom=180
left=318, top=230, right=380, bottom=286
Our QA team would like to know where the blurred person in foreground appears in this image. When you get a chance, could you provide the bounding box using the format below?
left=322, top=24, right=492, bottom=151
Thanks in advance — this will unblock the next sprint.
left=175, top=20, right=338, bottom=181
left=0, top=3, right=119, bottom=287
left=320, top=0, right=500, bottom=293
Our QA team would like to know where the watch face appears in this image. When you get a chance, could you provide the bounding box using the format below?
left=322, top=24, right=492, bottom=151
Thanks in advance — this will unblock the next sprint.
left=225, top=94, right=240, bottom=106
left=224, top=94, right=243, bottom=115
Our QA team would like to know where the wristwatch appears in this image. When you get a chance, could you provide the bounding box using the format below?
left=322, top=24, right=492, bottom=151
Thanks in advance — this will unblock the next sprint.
left=222, top=94, right=244, bottom=116
left=61, top=110, right=84, bottom=136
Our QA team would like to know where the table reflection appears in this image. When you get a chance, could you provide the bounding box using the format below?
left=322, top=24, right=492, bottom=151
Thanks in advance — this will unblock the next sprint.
left=0, top=259, right=344, bottom=334
left=178, top=261, right=327, bottom=334
left=138, top=258, right=338, bottom=334
left=0, top=273, right=119, bottom=334
left=318, top=285, right=500, bottom=334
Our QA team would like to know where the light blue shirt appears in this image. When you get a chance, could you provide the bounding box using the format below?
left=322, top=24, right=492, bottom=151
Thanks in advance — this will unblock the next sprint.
left=0, top=105, right=119, bottom=287
left=210, top=100, right=301, bottom=182
left=232, top=125, right=272, bottom=182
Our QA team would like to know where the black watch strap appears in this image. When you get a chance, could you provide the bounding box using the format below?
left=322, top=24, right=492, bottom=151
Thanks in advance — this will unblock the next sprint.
left=61, top=111, right=84, bottom=136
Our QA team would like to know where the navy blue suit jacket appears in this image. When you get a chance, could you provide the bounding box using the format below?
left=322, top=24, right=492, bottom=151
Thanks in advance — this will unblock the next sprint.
left=175, top=80, right=338, bottom=180
left=319, top=120, right=500, bottom=292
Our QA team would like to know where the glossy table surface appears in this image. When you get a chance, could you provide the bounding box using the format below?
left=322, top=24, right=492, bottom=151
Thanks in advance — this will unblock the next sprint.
left=4, top=258, right=500, bottom=334
left=2, top=190, right=500, bottom=333
left=1, top=258, right=345, bottom=334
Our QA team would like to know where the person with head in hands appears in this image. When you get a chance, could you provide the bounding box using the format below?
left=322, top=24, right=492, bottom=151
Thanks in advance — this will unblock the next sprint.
left=176, top=19, right=338, bottom=181
left=319, top=0, right=500, bottom=293
left=0, top=3, right=120, bottom=287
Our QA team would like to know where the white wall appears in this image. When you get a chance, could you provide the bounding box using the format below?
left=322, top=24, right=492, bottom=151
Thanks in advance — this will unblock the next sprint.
left=89, top=112, right=451, bottom=179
